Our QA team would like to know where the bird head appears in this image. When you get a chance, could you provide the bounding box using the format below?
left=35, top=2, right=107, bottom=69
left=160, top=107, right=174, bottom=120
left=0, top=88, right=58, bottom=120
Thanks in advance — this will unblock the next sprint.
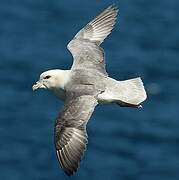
left=32, top=69, right=70, bottom=91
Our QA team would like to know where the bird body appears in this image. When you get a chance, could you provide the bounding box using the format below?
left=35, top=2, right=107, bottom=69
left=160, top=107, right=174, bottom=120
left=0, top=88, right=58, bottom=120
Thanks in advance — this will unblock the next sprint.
left=32, top=5, right=147, bottom=176
left=35, top=69, right=146, bottom=106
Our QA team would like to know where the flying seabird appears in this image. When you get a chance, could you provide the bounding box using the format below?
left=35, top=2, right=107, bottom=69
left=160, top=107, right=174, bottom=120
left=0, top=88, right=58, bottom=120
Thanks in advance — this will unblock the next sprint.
left=32, top=5, right=147, bottom=176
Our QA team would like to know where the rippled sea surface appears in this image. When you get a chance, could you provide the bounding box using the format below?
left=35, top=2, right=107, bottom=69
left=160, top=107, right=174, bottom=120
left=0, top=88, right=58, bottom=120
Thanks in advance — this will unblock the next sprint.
left=0, top=0, right=179, bottom=179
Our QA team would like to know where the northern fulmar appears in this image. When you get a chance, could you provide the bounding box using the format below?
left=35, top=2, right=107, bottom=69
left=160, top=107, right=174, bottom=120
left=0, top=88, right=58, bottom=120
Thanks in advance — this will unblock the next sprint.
left=32, top=5, right=147, bottom=176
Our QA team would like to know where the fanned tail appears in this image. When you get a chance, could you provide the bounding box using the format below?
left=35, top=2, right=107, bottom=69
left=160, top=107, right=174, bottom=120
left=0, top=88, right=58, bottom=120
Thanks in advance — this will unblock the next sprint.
left=116, top=77, right=147, bottom=107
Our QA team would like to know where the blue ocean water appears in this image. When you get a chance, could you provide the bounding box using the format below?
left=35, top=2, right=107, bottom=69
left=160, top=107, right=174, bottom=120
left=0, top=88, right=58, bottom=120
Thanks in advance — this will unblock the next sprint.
left=0, top=0, right=179, bottom=179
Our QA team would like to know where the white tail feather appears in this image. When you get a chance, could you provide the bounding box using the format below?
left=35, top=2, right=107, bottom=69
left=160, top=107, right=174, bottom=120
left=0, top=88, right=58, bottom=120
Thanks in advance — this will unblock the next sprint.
left=98, top=77, right=147, bottom=106
left=116, top=77, right=147, bottom=105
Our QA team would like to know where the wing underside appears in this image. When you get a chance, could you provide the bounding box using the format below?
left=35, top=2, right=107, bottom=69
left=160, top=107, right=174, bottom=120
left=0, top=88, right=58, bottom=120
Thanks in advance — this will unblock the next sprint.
left=55, top=95, right=98, bottom=175
left=67, top=5, right=119, bottom=75
left=74, top=5, right=118, bottom=44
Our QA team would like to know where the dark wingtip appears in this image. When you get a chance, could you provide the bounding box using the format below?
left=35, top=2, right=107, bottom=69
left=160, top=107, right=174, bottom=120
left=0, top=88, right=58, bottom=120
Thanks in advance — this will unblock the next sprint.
left=108, top=3, right=119, bottom=12
left=56, top=150, right=78, bottom=176
left=64, top=170, right=74, bottom=176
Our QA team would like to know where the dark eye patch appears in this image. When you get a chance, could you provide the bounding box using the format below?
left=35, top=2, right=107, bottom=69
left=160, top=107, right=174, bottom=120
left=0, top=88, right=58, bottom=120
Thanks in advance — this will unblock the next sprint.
left=44, top=75, right=51, bottom=79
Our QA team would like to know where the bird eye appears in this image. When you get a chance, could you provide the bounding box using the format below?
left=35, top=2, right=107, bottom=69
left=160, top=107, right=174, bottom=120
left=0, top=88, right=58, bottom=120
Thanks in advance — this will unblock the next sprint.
left=44, top=75, right=51, bottom=79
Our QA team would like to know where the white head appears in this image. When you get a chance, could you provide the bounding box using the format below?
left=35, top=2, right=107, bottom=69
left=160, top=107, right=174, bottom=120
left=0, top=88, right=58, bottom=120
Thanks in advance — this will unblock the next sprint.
left=32, top=69, right=70, bottom=91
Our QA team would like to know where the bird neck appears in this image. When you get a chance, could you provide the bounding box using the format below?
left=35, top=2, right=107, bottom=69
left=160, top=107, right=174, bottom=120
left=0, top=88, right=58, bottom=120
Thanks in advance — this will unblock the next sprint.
left=58, top=70, right=71, bottom=90
left=50, top=70, right=71, bottom=101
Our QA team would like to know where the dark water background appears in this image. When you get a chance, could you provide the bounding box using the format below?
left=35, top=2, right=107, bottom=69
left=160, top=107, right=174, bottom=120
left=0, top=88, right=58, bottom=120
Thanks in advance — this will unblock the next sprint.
left=0, top=0, right=179, bottom=179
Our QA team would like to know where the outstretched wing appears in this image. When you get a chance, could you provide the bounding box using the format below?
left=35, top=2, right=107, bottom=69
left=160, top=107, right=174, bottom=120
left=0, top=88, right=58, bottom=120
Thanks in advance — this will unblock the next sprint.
left=67, top=5, right=118, bottom=75
left=74, top=5, right=118, bottom=45
left=54, top=95, right=98, bottom=176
